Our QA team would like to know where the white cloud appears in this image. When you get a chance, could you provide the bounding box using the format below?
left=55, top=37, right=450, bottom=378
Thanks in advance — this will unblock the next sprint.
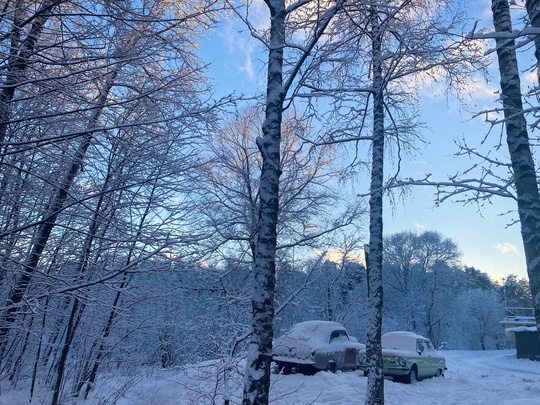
left=216, top=0, right=269, bottom=83
left=522, top=71, right=537, bottom=89
left=494, top=242, right=519, bottom=254
left=413, top=222, right=427, bottom=230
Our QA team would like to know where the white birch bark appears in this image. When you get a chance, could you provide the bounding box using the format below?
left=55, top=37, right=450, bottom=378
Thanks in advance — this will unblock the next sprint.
left=242, top=0, right=346, bottom=402
left=365, top=5, right=385, bottom=405
left=242, top=1, right=285, bottom=402
left=492, top=0, right=540, bottom=336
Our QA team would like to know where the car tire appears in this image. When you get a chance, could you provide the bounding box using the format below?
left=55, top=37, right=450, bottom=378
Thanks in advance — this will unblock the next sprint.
left=403, top=365, right=418, bottom=384
left=434, top=369, right=443, bottom=377
left=328, top=361, right=336, bottom=373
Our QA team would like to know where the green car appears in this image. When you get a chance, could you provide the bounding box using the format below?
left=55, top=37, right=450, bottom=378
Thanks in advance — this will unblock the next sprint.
left=359, top=331, right=446, bottom=383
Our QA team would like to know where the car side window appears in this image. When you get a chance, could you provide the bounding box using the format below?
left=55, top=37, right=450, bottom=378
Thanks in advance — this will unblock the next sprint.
left=416, top=340, right=426, bottom=354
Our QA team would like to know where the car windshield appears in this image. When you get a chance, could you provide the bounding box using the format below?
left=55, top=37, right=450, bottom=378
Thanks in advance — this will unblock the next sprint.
left=329, top=330, right=349, bottom=343
left=417, top=340, right=436, bottom=354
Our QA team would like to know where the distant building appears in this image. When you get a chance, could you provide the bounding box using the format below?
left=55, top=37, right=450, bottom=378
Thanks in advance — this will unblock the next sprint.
left=501, top=307, right=539, bottom=361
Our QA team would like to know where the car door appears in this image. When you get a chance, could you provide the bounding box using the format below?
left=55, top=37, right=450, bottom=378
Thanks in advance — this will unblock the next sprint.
left=328, top=330, right=343, bottom=368
left=423, top=340, right=443, bottom=375
left=415, top=340, right=427, bottom=377
left=419, top=340, right=441, bottom=376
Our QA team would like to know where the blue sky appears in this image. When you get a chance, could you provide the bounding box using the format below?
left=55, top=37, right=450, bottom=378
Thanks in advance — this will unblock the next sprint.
left=385, top=101, right=527, bottom=281
left=199, top=0, right=531, bottom=281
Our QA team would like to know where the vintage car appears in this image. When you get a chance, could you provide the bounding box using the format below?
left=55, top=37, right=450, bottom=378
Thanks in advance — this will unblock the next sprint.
left=359, top=331, right=446, bottom=383
left=272, top=320, right=366, bottom=375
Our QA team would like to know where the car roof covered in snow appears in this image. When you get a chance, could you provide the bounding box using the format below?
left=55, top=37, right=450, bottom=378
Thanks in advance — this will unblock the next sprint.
left=382, top=331, right=430, bottom=351
left=285, top=321, right=346, bottom=339
left=383, top=331, right=428, bottom=340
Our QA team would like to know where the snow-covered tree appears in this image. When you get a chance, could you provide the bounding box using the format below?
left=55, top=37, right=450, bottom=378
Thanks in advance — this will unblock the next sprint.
left=233, top=1, right=347, bottom=403
left=490, top=0, right=540, bottom=345
left=383, top=231, right=461, bottom=341
left=0, top=1, right=222, bottom=402
left=299, top=0, right=486, bottom=402
left=194, top=105, right=350, bottom=264
left=456, top=289, right=505, bottom=350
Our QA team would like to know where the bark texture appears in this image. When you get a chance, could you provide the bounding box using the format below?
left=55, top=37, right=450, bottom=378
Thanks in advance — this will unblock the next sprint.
left=242, top=1, right=286, bottom=403
left=365, top=6, right=385, bottom=405
left=492, top=0, right=540, bottom=335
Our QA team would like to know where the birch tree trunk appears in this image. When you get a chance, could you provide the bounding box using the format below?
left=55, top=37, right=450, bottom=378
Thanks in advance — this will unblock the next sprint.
left=365, top=6, right=385, bottom=405
left=240, top=1, right=346, bottom=402
left=242, top=0, right=285, bottom=402
left=491, top=0, right=540, bottom=336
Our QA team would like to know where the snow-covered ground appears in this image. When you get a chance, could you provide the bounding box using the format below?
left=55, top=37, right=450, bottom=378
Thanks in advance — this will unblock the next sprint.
left=3, top=350, right=540, bottom=404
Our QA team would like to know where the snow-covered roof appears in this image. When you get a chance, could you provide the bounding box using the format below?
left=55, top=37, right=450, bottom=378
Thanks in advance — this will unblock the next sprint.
left=381, top=331, right=430, bottom=352
left=282, top=320, right=347, bottom=343
left=500, top=317, right=536, bottom=328
left=505, top=326, right=538, bottom=332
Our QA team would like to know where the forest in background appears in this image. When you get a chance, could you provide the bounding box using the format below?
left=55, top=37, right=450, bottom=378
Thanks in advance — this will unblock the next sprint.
left=1, top=1, right=540, bottom=405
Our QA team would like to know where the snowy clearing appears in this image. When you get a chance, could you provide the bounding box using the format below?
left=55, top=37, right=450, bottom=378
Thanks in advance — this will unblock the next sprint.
left=3, top=350, right=540, bottom=405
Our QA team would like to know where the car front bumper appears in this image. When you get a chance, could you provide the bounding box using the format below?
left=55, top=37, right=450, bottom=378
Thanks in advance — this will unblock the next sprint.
left=383, top=366, right=410, bottom=375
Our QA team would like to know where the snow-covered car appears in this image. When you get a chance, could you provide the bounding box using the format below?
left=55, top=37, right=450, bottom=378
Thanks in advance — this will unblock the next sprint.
left=359, top=331, right=446, bottom=383
left=272, top=320, right=366, bottom=375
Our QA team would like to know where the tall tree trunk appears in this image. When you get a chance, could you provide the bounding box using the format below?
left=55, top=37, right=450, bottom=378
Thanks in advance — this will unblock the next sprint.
left=241, top=1, right=345, bottom=402
left=365, top=6, right=385, bottom=405
left=73, top=168, right=161, bottom=397
left=50, top=298, right=85, bottom=405
left=242, top=2, right=285, bottom=403
left=78, top=177, right=160, bottom=398
left=8, top=313, right=34, bottom=385
left=492, top=0, right=540, bottom=338
left=31, top=295, right=52, bottom=401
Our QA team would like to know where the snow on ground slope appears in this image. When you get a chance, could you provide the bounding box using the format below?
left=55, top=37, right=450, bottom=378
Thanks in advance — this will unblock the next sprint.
left=2, top=350, right=540, bottom=405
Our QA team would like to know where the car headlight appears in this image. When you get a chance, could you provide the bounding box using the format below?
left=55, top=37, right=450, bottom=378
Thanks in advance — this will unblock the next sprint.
left=397, top=357, right=407, bottom=367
